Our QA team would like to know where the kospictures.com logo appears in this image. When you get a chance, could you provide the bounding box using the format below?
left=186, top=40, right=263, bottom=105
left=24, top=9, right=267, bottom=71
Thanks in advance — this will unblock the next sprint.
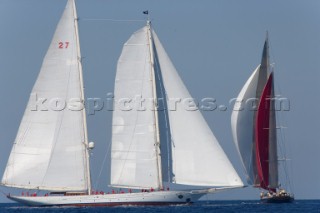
left=29, top=92, right=290, bottom=115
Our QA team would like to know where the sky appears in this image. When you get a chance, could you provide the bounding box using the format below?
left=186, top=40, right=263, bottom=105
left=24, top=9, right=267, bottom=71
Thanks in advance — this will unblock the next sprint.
left=0, top=0, right=320, bottom=202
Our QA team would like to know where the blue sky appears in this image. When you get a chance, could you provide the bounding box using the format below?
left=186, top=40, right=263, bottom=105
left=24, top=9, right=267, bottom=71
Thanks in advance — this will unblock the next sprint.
left=0, top=0, right=319, bottom=202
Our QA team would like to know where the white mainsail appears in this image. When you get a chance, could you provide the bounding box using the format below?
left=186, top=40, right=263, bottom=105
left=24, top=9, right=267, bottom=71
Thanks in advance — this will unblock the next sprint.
left=152, top=32, right=243, bottom=187
left=111, top=26, right=161, bottom=189
left=1, top=0, right=89, bottom=192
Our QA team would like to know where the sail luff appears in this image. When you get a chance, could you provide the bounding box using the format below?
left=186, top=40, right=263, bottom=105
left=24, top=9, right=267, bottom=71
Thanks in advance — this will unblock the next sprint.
left=152, top=38, right=173, bottom=183
left=71, top=0, right=91, bottom=195
left=146, top=21, right=163, bottom=190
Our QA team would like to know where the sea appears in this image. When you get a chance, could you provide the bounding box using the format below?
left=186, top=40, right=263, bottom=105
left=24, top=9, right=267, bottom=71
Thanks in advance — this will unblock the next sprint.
left=0, top=200, right=319, bottom=213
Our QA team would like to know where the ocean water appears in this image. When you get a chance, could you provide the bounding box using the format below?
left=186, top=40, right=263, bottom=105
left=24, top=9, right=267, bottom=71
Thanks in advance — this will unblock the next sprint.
left=0, top=200, right=319, bottom=213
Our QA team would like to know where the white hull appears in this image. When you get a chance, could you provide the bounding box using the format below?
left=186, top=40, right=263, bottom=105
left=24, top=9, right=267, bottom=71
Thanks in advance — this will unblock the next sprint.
left=8, top=191, right=205, bottom=207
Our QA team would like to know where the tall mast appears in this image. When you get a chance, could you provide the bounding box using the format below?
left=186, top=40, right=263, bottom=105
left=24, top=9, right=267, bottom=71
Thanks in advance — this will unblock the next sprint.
left=263, top=31, right=270, bottom=73
left=147, top=21, right=163, bottom=189
left=266, top=33, right=279, bottom=190
left=72, top=0, right=92, bottom=195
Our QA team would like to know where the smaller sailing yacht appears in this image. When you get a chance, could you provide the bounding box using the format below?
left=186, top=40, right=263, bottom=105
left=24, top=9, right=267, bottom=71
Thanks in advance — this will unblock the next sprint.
left=1, top=0, right=243, bottom=206
left=231, top=34, right=294, bottom=203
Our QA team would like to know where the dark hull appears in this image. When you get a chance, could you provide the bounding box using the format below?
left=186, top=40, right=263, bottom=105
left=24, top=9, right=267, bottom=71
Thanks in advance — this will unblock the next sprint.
left=261, top=194, right=294, bottom=203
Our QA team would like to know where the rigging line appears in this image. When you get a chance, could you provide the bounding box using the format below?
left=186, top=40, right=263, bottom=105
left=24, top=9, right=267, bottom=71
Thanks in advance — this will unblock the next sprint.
left=80, top=18, right=145, bottom=22
left=276, top=96, right=293, bottom=192
left=147, top=23, right=163, bottom=189
left=94, top=139, right=112, bottom=190
left=73, top=1, right=92, bottom=194
left=268, top=37, right=277, bottom=74
left=282, top=129, right=293, bottom=192
left=153, top=41, right=172, bottom=182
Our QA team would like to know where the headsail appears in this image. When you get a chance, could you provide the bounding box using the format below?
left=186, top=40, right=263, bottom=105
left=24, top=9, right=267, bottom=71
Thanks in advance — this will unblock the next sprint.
left=152, top=31, right=243, bottom=187
left=231, top=66, right=260, bottom=185
left=1, top=0, right=89, bottom=192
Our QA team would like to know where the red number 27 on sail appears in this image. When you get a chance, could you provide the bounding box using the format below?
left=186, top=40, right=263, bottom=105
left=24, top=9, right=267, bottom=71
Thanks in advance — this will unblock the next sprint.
left=58, top=41, right=69, bottom=49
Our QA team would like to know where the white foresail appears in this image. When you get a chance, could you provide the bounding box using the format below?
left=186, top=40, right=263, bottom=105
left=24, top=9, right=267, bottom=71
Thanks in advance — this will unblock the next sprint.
left=231, top=66, right=260, bottom=184
left=111, top=26, right=160, bottom=189
left=152, top=31, right=243, bottom=187
left=2, top=0, right=89, bottom=191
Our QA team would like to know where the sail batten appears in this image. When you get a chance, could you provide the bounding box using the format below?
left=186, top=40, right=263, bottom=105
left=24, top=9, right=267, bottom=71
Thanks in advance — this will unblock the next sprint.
left=2, top=0, right=88, bottom=191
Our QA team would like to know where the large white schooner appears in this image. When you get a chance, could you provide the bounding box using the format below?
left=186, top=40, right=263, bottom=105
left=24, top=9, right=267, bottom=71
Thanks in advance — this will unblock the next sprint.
left=2, top=0, right=243, bottom=206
